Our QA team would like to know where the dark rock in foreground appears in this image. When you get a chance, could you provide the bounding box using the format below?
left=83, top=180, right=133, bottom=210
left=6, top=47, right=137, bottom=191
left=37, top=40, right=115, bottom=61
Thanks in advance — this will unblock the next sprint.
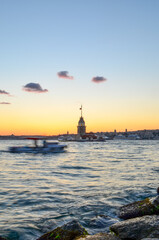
left=0, top=237, right=8, bottom=240
left=37, top=220, right=88, bottom=240
left=37, top=195, right=159, bottom=240
left=119, top=196, right=159, bottom=220
left=76, top=232, right=120, bottom=239
left=110, top=215, right=159, bottom=240
left=141, top=238, right=159, bottom=240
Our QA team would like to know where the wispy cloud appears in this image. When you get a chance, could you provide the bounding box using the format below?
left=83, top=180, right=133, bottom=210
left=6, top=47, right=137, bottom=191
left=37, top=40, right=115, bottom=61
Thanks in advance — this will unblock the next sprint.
left=0, top=102, right=11, bottom=104
left=0, top=90, right=11, bottom=96
left=92, top=76, right=107, bottom=83
left=57, top=71, right=74, bottom=80
left=23, top=83, right=48, bottom=93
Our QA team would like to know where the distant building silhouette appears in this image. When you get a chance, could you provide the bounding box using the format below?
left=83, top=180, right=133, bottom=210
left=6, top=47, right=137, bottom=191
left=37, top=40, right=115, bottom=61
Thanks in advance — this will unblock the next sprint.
left=77, top=105, right=86, bottom=136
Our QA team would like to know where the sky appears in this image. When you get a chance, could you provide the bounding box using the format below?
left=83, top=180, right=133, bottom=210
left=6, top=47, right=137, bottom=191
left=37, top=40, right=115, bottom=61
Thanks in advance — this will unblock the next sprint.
left=0, top=0, right=159, bottom=135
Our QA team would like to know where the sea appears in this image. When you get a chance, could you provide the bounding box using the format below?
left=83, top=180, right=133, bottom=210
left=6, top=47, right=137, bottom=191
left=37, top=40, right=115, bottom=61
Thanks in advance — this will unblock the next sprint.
left=0, top=140, right=159, bottom=240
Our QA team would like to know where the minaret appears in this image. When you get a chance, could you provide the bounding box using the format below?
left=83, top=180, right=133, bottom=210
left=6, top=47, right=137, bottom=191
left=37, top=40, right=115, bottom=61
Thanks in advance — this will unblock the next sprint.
left=77, top=105, right=86, bottom=136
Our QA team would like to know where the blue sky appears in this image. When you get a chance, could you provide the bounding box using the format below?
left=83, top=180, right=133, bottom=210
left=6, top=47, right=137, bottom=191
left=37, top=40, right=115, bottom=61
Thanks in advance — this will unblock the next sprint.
left=0, top=0, right=159, bottom=134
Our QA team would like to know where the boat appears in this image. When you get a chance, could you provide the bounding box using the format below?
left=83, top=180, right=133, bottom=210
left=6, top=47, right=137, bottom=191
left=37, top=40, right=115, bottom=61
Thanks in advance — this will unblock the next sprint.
left=9, top=138, right=67, bottom=153
left=127, top=134, right=140, bottom=140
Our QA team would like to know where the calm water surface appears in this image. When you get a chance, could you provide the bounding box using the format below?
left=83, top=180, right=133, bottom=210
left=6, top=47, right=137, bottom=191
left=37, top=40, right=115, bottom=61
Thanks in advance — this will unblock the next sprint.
left=0, top=140, right=159, bottom=239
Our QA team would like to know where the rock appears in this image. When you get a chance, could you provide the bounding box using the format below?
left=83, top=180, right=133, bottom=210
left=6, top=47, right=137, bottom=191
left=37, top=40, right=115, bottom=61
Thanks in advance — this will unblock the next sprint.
left=76, top=232, right=120, bottom=240
left=37, top=219, right=88, bottom=240
left=141, top=238, right=159, bottom=240
left=119, top=196, right=159, bottom=220
left=151, top=196, right=159, bottom=206
left=0, top=237, right=8, bottom=240
left=110, top=215, right=159, bottom=240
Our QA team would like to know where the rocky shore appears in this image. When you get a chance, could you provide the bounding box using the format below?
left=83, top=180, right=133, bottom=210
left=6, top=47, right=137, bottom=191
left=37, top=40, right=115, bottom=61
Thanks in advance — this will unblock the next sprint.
left=1, top=195, right=159, bottom=240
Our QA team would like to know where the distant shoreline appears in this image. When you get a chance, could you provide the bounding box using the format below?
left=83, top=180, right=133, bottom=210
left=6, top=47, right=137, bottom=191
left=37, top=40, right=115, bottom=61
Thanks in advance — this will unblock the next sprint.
left=0, top=129, right=159, bottom=140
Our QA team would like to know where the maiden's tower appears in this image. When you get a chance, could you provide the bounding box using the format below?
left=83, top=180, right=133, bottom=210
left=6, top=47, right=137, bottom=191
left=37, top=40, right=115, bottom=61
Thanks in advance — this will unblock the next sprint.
left=77, top=106, right=86, bottom=137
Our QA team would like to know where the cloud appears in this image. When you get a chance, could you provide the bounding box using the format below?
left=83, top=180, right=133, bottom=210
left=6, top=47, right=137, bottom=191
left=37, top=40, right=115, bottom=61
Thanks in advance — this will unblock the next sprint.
left=57, top=71, right=74, bottom=80
left=0, top=102, right=11, bottom=104
left=0, top=90, right=10, bottom=95
left=92, top=76, right=107, bottom=83
left=23, top=83, right=48, bottom=93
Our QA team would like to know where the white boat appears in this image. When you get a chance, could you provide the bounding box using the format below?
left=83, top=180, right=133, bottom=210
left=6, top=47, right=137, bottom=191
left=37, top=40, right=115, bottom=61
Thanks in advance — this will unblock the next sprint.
left=9, top=138, right=67, bottom=153
left=113, top=134, right=126, bottom=140
left=127, top=134, right=140, bottom=140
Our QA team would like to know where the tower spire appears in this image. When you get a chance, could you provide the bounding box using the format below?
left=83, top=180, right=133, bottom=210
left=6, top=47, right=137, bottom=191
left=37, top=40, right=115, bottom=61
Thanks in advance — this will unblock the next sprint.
left=80, top=105, right=83, bottom=117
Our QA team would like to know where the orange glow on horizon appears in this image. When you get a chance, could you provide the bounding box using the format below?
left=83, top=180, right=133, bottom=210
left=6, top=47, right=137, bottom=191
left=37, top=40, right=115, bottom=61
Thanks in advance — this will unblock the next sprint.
left=1, top=120, right=159, bottom=136
left=1, top=99, right=159, bottom=136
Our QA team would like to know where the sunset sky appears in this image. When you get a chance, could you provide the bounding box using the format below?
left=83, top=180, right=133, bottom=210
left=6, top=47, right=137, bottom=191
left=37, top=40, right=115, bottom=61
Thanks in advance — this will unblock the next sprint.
left=1, top=0, right=159, bottom=135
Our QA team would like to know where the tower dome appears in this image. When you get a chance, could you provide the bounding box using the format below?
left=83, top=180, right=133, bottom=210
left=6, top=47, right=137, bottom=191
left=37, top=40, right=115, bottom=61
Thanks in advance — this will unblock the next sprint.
left=78, top=116, right=85, bottom=126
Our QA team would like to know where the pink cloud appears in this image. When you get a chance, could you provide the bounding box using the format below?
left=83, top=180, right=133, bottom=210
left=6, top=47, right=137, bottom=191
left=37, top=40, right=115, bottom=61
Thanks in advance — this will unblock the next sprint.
left=23, top=83, right=48, bottom=93
left=92, top=76, right=107, bottom=83
left=0, top=102, right=11, bottom=104
left=57, top=71, right=74, bottom=80
left=0, top=90, right=11, bottom=96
